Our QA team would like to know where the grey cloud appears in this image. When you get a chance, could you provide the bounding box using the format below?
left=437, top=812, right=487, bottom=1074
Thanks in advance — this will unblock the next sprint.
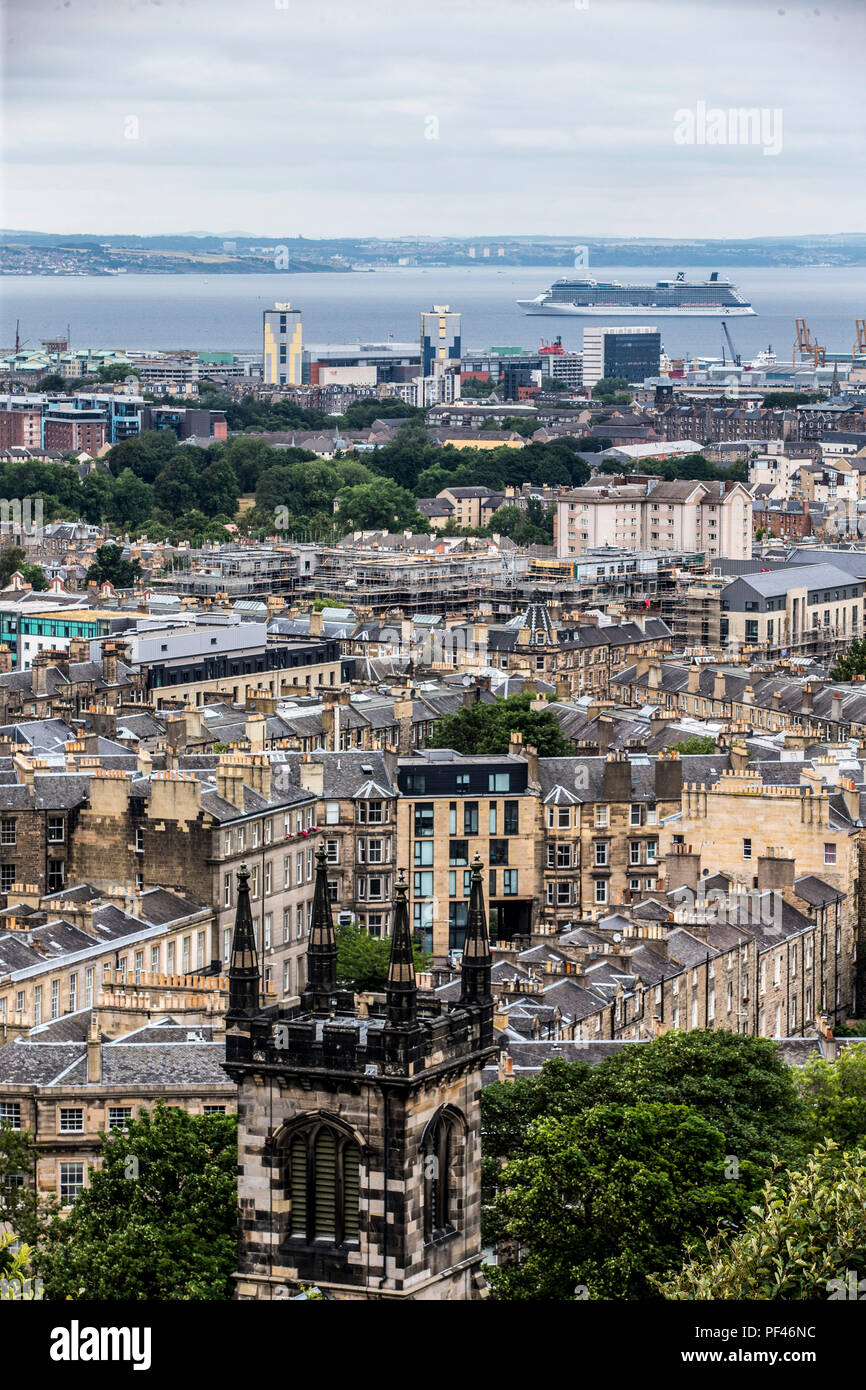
left=2, top=0, right=864, bottom=234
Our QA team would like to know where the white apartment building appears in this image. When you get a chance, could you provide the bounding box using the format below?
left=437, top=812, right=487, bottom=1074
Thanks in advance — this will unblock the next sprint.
left=557, top=478, right=753, bottom=562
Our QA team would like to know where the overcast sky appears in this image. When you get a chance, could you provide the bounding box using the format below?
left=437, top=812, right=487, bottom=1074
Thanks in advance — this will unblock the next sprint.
left=2, top=0, right=865, bottom=237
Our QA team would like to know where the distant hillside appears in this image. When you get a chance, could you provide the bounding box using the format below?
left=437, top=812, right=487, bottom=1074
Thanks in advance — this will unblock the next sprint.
left=2, top=232, right=865, bottom=274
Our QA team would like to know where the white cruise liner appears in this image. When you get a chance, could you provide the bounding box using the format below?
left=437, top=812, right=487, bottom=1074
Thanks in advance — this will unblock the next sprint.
left=518, top=271, right=756, bottom=317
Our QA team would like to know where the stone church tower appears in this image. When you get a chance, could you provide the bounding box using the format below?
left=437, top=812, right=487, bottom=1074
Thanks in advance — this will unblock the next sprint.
left=224, top=848, right=496, bottom=1300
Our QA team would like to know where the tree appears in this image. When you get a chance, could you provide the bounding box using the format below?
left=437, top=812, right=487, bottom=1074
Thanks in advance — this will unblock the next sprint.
left=459, top=376, right=497, bottom=398
left=428, top=693, right=574, bottom=757
left=197, top=457, right=239, bottom=518
left=35, top=374, right=65, bottom=392
left=796, top=1044, right=866, bottom=1148
left=106, top=429, right=179, bottom=484
left=486, top=499, right=553, bottom=545
left=592, top=377, right=630, bottom=399
left=35, top=1103, right=238, bottom=1301
left=0, top=1235, right=40, bottom=1298
left=760, top=391, right=823, bottom=409
left=658, top=1142, right=866, bottom=1300
left=108, top=469, right=154, bottom=530
left=590, top=1030, right=811, bottom=1172
left=485, top=1102, right=747, bottom=1300
left=86, top=543, right=142, bottom=589
left=98, top=362, right=138, bottom=383
left=336, top=479, right=427, bottom=533
left=154, top=454, right=201, bottom=516
left=338, top=398, right=422, bottom=428
left=336, top=919, right=429, bottom=993
left=20, top=563, right=48, bottom=591
left=830, top=637, right=866, bottom=682
left=80, top=470, right=116, bottom=525
left=0, top=547, right=27, bottom=588
left=0, top=1122, right=46, bottom=1251
left=481, top=1035, right=811, bottom=1205
left=669, top=736, right=717, bottom=754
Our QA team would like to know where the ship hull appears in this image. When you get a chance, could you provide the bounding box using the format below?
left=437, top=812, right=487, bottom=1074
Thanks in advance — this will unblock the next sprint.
left=517, top=301, right=756, bottom=316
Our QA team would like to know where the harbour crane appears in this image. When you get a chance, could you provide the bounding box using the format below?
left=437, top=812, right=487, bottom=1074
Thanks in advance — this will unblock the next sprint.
left=793, top=317, right=826, bottom=367
left=854, top=319, right=866, bottom=361
left=721, top=322, right=741, bottom=367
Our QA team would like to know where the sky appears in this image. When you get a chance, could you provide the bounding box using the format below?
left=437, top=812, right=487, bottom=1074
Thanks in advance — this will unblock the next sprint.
left=2, top=0, right=865, bottom=238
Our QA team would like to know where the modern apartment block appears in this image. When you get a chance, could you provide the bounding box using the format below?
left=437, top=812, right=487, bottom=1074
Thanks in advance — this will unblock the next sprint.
left=719, top=564, right=864, bottom=652
left=263, top=302, right=303, bottom=386
left=582, top=325, right=661, bottom=389
left=556, top=478, right=753, bottom=561
left=420, top=304, right=461, bottom=376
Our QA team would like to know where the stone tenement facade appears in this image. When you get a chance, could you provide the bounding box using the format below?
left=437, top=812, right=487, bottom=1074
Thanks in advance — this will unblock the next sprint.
left=224, top=849, right=496, bottom=1300
left=0, top=1005, right=234, bottom=1208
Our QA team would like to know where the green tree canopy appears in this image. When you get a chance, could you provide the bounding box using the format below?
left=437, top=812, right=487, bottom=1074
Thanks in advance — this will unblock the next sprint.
left=669, top=736, right=717, bottom=754
left=481, top=1034, right=812, bottom=1207
left=830, top=637, right=866, bottom=682
left=796, top=1044, right=866, bottom=1148
left=339, top=398, right=423, bottom=428
left=487, top=496, right=554, bottom=545
left=336, top=919, right=429, bottom=993
left=35, top=1103, right=238, bottom=1301
left=592, top=377, right=630, bottom=399
left=20, top=563, right=48, bottom=591
left=335, top=479, right=427, bottom=532
left=586, top=1030, right=811, bottom=1172
left=658, top=1142, right=866, bottom=1300
left=760, top=391, right=823, bottom=408
left=98, top=362, right=138, bottom=383
left=0, top=1121, right=45, bottom=1251
left=428, top=693, right=573, bottom=757
left=85, top=543, right=142, bottom=589
left=486, top=1101, right=747, bottom=1300
left=108, top=469, right=155, bottom=529
left=0, top=547, right=28, bottom=588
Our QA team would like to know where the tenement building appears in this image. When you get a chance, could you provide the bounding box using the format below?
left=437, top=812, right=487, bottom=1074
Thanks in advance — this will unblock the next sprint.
left=225, top=849, right=496, bottom=1300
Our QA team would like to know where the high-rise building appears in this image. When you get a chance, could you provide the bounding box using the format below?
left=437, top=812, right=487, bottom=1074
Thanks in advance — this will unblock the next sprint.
left=225, top=849, right=495, bottom=1300
left=420, top=304, right=462, bottom=376
left=582, top=325, right=661, bottom=389
left=263, top=302, right=303, bottom=386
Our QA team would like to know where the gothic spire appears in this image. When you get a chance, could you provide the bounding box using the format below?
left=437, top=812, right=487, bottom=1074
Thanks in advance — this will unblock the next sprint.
left=461, top=852, right=491, bottom=1005
left=228, top=863, right=260, bottom=1016
left=386, top=870, right=417, bottom=1026
left=305, top=844, right=338, bottom=1008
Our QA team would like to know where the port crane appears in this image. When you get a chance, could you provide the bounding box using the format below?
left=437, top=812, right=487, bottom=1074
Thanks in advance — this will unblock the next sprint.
left=854, top=319, right=866, bottom=361
left=720, top=322, right=741, bottom=367
left=793, top=317, right=826, bottom=367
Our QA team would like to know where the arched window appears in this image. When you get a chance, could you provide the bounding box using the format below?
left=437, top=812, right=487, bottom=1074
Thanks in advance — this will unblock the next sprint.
left=422, top=1108, right=465, bottom=1242
left=286, top=1122, right=361, bottom=1245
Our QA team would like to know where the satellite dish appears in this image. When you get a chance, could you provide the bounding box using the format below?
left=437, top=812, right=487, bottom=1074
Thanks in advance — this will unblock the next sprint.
left=462, top=675, right=472, bottom=686
left=613, top=932, right=622, bottom=942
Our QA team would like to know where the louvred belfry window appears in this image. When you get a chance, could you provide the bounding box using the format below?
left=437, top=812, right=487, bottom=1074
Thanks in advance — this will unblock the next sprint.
left=422, top=1108, right=464, bottom=1242
left=286, top=1122, right=361, bottom=1244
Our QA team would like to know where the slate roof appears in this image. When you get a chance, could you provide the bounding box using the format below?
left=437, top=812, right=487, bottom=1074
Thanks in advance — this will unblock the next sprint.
left=0, top=1032, right=231, bottom=1088
left=272, top=751, right=396, bottom=799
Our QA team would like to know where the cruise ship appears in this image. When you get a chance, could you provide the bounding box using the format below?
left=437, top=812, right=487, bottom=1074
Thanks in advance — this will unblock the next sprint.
left=517, top=271, right=755, bottom=317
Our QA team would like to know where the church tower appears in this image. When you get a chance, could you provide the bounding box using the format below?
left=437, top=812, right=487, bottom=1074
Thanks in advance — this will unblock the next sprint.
left=224, top=848, right=496, bottom=1300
